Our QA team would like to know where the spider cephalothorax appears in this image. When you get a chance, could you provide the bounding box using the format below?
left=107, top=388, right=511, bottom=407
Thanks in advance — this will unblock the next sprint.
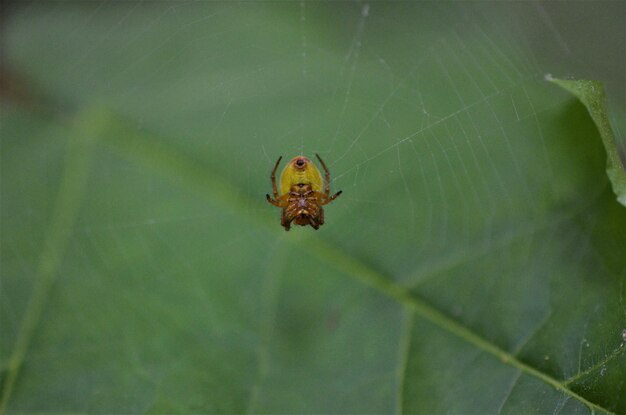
left=266, top=154, right=342, bottom=231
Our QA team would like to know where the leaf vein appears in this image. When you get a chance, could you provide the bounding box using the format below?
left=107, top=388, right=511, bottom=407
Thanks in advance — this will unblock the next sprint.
left=564, top=345, right=626, bottom=387
left=0, top=121, right=98, bottom=414
left=394, top=308, right=414, bottom=415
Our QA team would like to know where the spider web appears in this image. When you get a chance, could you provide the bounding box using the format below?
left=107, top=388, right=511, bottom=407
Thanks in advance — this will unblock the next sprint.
left=1, top=1, right=625, bottom=413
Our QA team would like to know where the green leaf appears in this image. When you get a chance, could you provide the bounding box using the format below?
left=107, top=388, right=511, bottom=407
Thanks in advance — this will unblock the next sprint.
left=548, top=77, right=626, bottom=207
left=2, top=2, right=625, bottom=414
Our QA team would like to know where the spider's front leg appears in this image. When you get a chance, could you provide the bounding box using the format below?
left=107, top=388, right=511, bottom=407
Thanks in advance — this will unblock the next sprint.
left=266, top=156, right=283, bottom=204
left=315, top=153, right=331, bottom=198
left=314, top=154, right=342, bottom=205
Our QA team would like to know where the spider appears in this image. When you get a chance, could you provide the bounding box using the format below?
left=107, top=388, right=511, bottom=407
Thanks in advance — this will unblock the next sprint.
left=266, top=154, right=342, bottom=231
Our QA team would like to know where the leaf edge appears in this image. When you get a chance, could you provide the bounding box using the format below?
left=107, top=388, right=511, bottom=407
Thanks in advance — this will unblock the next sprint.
left=547, top=76, right=626, bottom=207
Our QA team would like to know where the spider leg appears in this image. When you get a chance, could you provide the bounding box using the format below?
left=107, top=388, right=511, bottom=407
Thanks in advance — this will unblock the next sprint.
left=266, top=193, right=279, bottom=206
left=270, top=156, right=283, bottom=200
left=315, top=153, right=331, bottom=198
left=267, top=193, right=289, bottom=207
left=308, top=215, right=320, bottom=230
left=281, top=208, right=294, bottom=231
left=328, top=190, right=342, bottom=201
left=317, top=190, right=342, bottom=206
left=318, top=208, right=325, bottom=225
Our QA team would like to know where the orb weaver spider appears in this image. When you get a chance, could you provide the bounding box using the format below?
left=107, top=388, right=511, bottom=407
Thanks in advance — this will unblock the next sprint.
left=266, top=154, right=342, bottom=231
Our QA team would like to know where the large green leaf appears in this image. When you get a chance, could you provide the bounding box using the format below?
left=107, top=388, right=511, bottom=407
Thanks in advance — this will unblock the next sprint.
left=1, top=2, right=625, bottom=414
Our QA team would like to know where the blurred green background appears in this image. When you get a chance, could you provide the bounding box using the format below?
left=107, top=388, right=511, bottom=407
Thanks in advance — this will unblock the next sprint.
left=1, top=1, right=625, bottom=414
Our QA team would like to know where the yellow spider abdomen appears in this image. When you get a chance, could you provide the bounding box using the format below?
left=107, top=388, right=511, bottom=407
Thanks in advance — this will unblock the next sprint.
left=279, top=156, right=323, bottom=195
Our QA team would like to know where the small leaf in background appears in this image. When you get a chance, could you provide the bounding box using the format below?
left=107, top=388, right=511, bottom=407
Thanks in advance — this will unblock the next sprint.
left=1, top=2, right=625, bottom=414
